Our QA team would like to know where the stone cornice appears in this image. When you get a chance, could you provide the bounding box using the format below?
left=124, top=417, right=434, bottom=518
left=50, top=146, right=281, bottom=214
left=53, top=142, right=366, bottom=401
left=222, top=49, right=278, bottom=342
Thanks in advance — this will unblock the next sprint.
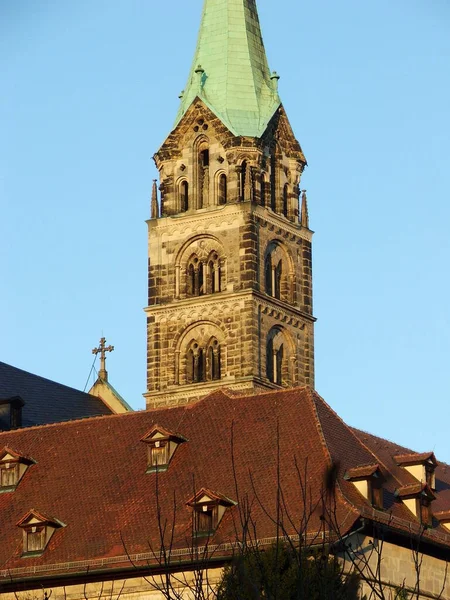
left=147, top=203, right=313, bottom=244
left=145, top=289, right=316, bottom=324
left=147, top=203, right=246, bottom=232
left=252, top=205, right=313, bottom=243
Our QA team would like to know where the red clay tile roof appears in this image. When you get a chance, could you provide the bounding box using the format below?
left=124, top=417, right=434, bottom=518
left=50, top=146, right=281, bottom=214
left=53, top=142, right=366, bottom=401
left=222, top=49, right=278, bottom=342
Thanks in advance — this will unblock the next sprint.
left=0, top=387, right=449, bottom=582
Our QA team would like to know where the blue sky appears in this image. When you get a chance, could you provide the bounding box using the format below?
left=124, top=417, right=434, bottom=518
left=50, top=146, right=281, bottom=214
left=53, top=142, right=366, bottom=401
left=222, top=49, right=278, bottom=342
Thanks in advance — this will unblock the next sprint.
left=1, top=1, right=449, bottom=457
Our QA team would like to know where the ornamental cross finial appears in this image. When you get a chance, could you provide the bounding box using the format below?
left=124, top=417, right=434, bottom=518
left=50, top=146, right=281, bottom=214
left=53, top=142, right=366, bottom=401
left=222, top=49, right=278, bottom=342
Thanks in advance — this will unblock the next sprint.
left=92, top=337, right=114, bottom=382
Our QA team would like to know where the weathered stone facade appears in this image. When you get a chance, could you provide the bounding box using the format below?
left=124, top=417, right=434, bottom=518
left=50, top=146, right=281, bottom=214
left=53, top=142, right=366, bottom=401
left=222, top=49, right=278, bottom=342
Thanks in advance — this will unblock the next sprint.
left=145, top=100, right=314, bottom=408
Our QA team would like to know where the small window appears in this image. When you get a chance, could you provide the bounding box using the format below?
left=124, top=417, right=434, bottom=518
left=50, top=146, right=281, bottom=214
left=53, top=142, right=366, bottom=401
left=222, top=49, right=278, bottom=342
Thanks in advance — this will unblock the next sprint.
left=187, top=488, right=236, bottom=539
left=150, top=441, right=169, bottom=468
left=26, top=526, right=46, bottom=553
left=0, top=447, right=34, bottom=493
left=261, top=173, right=267, bottom=207
left=283, top=184, right=289, bottom=217
left=195, top=505, right=215, bottom=536
left=0, top=463, right=18, bottom=489
left=17, top=509, right=63, bottom=556
left=218, top=174, right=227, bottom=205
left=180, top=181, right=189, bottom=212
left=141, top=426, right=187, bottom=473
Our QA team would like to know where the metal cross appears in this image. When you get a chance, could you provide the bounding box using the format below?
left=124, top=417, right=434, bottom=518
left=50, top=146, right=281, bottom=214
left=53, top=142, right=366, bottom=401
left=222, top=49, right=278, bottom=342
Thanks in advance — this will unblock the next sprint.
left=92, top=337, right=114, bottom=382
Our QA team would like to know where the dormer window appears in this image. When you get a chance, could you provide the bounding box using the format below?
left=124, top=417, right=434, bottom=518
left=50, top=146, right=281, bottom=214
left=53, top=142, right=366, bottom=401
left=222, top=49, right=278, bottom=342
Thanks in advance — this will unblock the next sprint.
left=141, top=425, right=187, bottom=473
left=187, top=488, right=236, bottom=538
left=0, top=396, right=24, bottom=431
left=0, top=447, right=34, bottom=492
left=395, top=452, right=437, bottom=490
left=395, top=483, right=435, bottom=526
left=344, top=464, right=384, bottom=509
left=17, top=509, right=64, bottom=556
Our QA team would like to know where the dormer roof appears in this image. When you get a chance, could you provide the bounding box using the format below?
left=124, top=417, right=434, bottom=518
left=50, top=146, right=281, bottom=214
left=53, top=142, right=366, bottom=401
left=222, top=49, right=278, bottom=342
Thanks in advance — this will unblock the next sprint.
left=395, top=452, right=437, bottom=467
left=0, top=446, right=34, bottom=465
left=344, top=464, right=382, bottom=481
left=395, top=483, right=436, bottom=501
left=16, top=509, right=63, bottom=529
left=140, top=424, right=187, bottom=444
left=186, top=487, right=237, bottom=508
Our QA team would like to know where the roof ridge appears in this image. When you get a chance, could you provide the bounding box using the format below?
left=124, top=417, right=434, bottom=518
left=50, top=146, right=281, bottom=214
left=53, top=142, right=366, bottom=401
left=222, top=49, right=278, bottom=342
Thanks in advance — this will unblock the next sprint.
left=0, top=407, right=147, bottom=436
left=307, top=389, right=379, bottom=517
left=0, top=361, right=96, bottom=398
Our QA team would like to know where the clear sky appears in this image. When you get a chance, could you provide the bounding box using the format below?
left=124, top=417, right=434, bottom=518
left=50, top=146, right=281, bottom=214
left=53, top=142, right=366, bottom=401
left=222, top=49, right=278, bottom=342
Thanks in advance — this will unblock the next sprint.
left=1, top=1, right=449, bottom=457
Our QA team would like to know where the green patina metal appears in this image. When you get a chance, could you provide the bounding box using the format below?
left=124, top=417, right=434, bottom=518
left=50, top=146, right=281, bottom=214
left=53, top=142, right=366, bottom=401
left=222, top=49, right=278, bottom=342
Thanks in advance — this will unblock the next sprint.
left=175, top=0, right=281, bottom=137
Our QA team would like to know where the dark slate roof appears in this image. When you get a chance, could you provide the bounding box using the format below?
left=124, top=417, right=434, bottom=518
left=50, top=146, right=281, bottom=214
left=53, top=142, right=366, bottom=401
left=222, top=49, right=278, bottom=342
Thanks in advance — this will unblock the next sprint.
left=0, top=361, right=113, bottom=428
left=0, top=386, right=449, bottom=582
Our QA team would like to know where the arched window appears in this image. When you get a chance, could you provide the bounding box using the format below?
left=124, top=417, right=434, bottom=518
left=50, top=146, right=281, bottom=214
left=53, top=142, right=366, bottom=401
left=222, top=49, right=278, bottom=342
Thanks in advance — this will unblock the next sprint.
left=187, top=257, right=204, bottom=297
left=274, top=260, right=282, bottom=300
left=265, top=254, right=273, bottom=296
left=188, top=263, right=195, bottom=296
left=187, top=348, right=195, bottom=383
left=264, top=255, right=282, bottom=300
left=198, top=145, right=210, bottom=209
left=264, top=241, right=294, bottom=304
left=187, top=343, right=206, bottom=383
left=276, top=344, right=284, bottom=385
left=283, top=184, right=289, bottom=217
left=207, top=253, right=221, bottom=294
left=218, top=174, right=227, bottom=205
left=208, top=339, right=221, bottom=380
left=261, top=173, right=267, bottom=207
left=180, top=181, right=189, bottom=212
left=270, top=152, right=277, bottom=211
left=266, top=337, right=274, bottom=383
left=266, top=328, right=288, bottom=386
left=201, top=149, right=209, bottom=168
left=240, top=161, right=248, bottom=201
left=186, top=338, right=221, bottom=384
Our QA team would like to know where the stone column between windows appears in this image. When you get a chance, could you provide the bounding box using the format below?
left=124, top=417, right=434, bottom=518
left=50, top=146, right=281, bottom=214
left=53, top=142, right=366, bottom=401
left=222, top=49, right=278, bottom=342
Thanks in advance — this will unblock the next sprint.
left=174, top=351, right=180, bottom=384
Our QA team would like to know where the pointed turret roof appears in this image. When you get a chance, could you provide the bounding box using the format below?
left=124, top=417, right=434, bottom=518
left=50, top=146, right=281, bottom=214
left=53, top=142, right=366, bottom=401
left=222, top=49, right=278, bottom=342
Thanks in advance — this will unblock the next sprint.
left=175, top=0, right=281, bottom=137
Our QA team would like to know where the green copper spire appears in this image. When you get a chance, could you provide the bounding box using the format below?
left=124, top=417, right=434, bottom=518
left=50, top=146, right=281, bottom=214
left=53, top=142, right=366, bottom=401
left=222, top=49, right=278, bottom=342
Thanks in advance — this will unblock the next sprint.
left=175, top=0, right=281, bottom=137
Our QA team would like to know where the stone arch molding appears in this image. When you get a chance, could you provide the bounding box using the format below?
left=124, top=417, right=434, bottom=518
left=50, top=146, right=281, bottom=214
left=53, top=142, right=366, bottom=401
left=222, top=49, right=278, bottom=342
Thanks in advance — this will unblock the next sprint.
left=176, top=234, right=226, bottom=267
left=264, top=239, right=295, bottom=273
left=175, top=321, right=227, bottom=385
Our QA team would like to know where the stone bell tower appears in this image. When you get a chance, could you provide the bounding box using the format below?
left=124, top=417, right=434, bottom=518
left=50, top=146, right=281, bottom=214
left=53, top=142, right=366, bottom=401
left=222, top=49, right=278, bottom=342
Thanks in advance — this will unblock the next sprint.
left=145, top=0, right=315, bottom=408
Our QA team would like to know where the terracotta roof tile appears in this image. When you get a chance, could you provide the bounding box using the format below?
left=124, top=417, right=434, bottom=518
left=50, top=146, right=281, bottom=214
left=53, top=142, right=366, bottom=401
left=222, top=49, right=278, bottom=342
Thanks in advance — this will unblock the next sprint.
left=0, top=387, right=449, bottom=581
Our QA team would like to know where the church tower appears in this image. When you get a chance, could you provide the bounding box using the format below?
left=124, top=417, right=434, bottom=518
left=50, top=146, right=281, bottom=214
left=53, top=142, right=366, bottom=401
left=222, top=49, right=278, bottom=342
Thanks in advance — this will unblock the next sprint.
left=145, top=0, right=314, bottom=408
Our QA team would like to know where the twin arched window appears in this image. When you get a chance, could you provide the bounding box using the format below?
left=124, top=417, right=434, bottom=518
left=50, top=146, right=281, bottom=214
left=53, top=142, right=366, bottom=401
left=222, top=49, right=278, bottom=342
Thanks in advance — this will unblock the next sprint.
left=187, top=338, right=221, bottom=383
left=264, top=242, right=294, bottom=304
left=187, top=253, right=221, bottom=296
left=265, top=255, right=282, bottom=300
left=266, top=328, right=289, bottom=386
left=267, top=338, right=284, bottom=385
